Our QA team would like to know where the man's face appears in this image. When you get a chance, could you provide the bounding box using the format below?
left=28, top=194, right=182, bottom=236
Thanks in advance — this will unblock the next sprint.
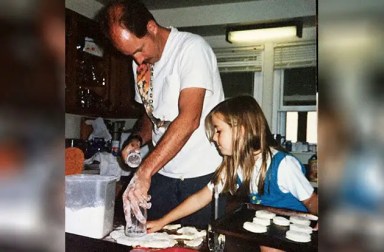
left=109, top=23, right=159, bottom=65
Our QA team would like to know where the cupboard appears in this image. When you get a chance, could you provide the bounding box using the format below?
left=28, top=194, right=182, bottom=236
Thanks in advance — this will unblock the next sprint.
left=65, top=8, right=143, bottom=118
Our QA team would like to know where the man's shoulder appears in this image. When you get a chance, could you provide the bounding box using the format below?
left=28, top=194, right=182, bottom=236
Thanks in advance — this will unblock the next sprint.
left=173, top=28, right=207, bottom=47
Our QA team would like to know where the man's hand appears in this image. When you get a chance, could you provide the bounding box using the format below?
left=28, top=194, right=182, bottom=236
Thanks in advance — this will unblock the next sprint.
left=121, top=138, right=141, bottom=164
left=122, top=172, right=152, bottom=225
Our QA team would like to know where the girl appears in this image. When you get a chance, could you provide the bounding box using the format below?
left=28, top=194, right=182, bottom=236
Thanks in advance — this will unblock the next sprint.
left=147, top=96, right=318, bottom=251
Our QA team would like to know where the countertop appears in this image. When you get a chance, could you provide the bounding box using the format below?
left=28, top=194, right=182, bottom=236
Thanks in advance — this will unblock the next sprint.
left=66, top=178, right=317, bottom=252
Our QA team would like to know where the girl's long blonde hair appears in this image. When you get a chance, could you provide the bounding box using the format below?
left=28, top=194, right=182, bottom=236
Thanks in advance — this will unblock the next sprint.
left=205, top=95, right=283, bottom=195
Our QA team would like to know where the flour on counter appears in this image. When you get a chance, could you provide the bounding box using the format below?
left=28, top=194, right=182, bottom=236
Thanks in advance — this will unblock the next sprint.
left=65, top=205, right=114, bottom=239
left=109, top=228, right=178, bottom=248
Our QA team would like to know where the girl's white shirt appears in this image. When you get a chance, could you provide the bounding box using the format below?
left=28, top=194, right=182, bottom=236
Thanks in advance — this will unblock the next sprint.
left=207, top=148, right=314, bottom=201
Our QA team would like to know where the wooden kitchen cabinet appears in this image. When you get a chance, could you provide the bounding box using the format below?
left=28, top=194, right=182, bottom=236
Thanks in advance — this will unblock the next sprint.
left=65, top=8, right=143, bottom=118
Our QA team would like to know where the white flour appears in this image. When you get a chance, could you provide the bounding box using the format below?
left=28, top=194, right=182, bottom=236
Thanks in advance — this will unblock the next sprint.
left=65, top=205, right=114, bottom=239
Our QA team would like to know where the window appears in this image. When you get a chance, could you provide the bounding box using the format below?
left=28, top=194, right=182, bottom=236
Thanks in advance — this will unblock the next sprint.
left=275, top=67, right=317, bottom=144
left=214, top=46, right=263, bottom=100
left=273, top=41, right=317, bottom=145
left=283, top=67, right=317, bottom=106
left=220, top=72, right=254, bottom=98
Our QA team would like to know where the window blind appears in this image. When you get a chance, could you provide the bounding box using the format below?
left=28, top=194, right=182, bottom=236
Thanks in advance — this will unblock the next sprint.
left=213, top=46, right=263, bottom=73
left=274, top=41, right=317, bottom=69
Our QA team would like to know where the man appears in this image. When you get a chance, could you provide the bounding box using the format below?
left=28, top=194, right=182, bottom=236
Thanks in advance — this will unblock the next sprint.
left=98, top=0, right=224, bottom=228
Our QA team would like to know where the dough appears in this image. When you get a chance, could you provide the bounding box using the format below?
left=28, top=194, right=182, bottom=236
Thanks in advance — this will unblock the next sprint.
left=171, top=228, right=206, bottom=240
left=176, top=226, right=198, bottom=234
left=114, top=225, right=124, bottom=230
left=140, top=238, right=178, bottom=249
left=252, top=217, right=271, bottom=226
left=109, top=230, right=125, bottom=240
left=112, top=229, right=178, bottom=248
left=255, top=210, right=276, bottom=219
left=286, top=230, right=311, bottom=243
left=184, top=237, right=204, bottom=247
left=289, top=216, right=311, bottom=226
left=272, top=216, right=290, bottom=226
left=163, top=224, right=181, bottom=231
left=299, top=213, right=318, bottom=221
left=243, top=221, right=267, bottom=233
left=289, top=223, right=313, bottom=234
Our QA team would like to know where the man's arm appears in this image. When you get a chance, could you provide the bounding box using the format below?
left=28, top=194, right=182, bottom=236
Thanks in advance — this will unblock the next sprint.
left=121, top=112, right=153, bottom=162
left=131, top=111, right=153, bottom=145
left=127, top=87, right=206, bottom=212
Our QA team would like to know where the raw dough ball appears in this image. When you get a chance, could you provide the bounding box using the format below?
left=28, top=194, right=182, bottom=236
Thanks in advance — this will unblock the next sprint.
left=255, top=210, right=276, bottom=219
left=289, top=223, right=313, bottom=234
left=177, top=226, right=198, bottom=234
left=184, top=237, right=204, bottom=247
left=252, top=217, right=271, bottom=226
left=286, top=230, right=311, bottom=243
left=289, top=216, right=311, bottom=226
left=272, top=216, right=290, bottom=226
left=243, top=221, right=267, bottom=233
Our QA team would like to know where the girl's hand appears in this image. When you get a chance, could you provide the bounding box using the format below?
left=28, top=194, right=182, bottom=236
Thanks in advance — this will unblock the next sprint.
left=146, top=219, right=166, bottom=233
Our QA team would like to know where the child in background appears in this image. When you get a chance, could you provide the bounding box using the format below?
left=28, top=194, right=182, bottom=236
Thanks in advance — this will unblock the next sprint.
left=147, top=96, right=318, bottom=251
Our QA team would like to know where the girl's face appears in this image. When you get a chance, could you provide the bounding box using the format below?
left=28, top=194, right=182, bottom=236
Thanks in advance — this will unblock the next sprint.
left=211, top=113, right=233, bottom=156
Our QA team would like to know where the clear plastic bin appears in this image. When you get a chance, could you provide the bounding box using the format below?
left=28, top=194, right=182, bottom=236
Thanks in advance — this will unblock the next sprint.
left=65, top=174, right=116, bottom=239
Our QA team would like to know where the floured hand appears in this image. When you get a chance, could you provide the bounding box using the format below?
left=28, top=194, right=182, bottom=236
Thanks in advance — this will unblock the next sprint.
left=122, top=173, right=151, bottom=225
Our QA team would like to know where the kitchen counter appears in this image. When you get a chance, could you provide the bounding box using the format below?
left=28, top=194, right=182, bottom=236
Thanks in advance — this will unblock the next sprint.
left=65, top=232, right=264, bottom=252
left=66, top=233, right=133, bottom=252
left=66, top=178, right=317, bottom=252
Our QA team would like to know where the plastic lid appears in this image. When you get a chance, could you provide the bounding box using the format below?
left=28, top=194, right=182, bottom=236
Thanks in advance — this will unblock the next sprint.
left=65, top=174, right=117, bottom=182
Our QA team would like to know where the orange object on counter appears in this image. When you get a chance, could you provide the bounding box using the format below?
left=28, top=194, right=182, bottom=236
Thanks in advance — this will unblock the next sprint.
left=65, top=147, right=84, bottom=175
left=308, top=154, right=318, bottom=182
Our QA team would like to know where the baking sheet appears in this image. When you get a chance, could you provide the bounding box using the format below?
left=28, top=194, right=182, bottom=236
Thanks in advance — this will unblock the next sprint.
left=212, top=203, right=318, bottom=252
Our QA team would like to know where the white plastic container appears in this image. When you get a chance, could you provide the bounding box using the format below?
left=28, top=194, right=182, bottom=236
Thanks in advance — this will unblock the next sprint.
left=65, top=174, right=116, bottom=239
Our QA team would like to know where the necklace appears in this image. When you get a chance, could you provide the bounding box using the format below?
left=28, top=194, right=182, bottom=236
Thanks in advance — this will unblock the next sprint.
left=136, top=64, right=170, bottom=130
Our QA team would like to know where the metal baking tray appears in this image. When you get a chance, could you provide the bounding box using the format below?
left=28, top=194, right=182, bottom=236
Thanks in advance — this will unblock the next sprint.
left=212, top=203, right=318, bottom=252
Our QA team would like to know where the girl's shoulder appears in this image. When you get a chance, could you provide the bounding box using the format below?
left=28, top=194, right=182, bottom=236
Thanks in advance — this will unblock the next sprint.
left=271, top=149, right=302, bottom=166
left=270, top=148, right=288, bottom=158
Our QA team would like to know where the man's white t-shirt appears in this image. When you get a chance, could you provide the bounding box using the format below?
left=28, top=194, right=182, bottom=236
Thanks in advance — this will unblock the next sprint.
left=133, top=27, right=224, bottom=179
